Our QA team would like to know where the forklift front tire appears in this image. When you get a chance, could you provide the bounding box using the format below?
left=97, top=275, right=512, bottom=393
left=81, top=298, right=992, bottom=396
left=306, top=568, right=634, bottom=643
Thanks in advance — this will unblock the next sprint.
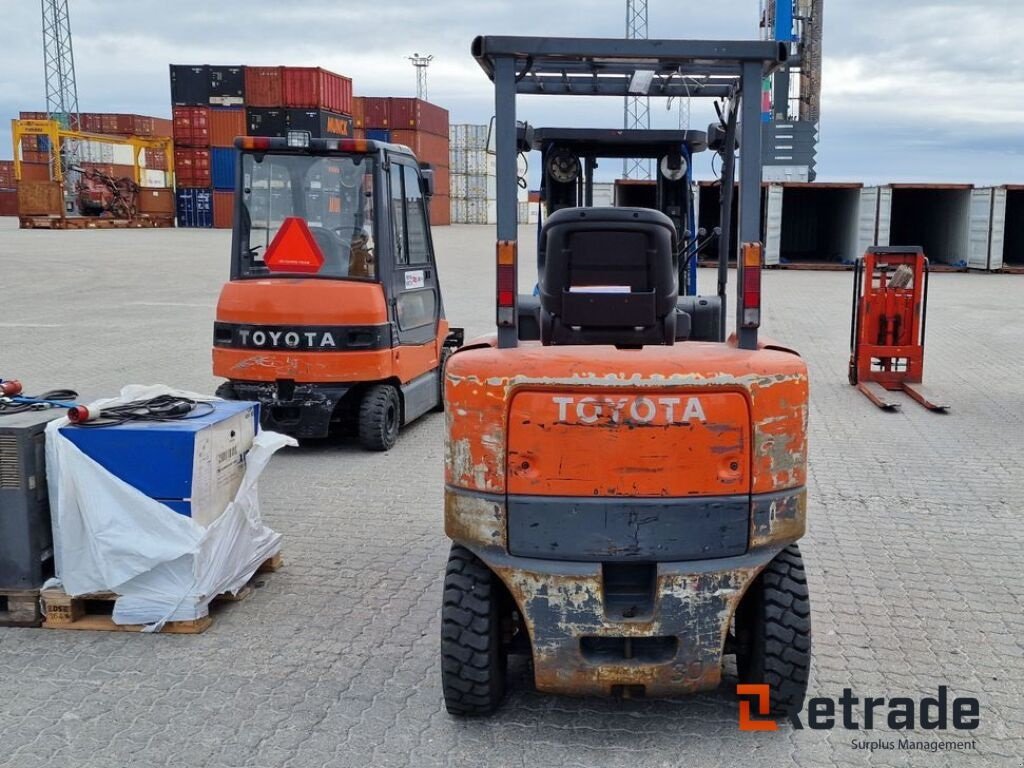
left=358, top=384, right=401, bottom=451
left=441, top=544, right=507, bottom=716
left=736, top=543, right=812, bottom=718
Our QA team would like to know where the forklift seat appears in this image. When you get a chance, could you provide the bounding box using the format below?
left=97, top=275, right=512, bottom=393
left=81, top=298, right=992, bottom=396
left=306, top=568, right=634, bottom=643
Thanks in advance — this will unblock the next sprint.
left=537, top=207, right=678, bottom=346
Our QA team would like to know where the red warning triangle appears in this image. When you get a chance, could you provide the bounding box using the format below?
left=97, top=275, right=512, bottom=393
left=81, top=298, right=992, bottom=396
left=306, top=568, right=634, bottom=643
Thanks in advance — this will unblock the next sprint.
left=263, top=217, right=325, bottom=274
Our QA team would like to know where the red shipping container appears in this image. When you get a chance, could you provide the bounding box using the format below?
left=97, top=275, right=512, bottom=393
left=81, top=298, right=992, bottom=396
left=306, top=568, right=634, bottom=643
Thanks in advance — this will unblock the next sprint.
left=351, top=97, right=364, bottom=129
left=244, top=66, right=283, bottom=107
left=109, top=164, right=136, bottom=179
left=19, top=112, right=47, bottom=120
left=281, top=67, right=353, bottom=114
left=359, top=97, right=391, bottom=129
left=99, top=113, right=134, bottom=135
left=212, top=190, right=233, bottom=228
left=389, top=98, right=448, bottom=137
left=151, top=117, right=173, bottom=138
left=21, top=136, right=38, bottom=152
left=0, top=189, right=17, bottom=216
left=20, top=163, right=51, bottom=182
left=145, top=148, right=169, bottom=171
left=173, top=106, right=210, bottom=147
left=22, top=150, right=48, bottom=164
left=429, top=193, right=450, bottom=226
left=137, top=188, right=175, bottom=215
left=432, top=165, right=450, bottom=200
left=80, top=113, right=104, bottom=133
left=208, top=107, right=247, bottom=147
left=0, top=160, right=14, bottom=188
left=174, top=148, right=211, bottom=187
left=390, top=130, right=449, bottom=166
left=131, top=115, right=154, bottom=135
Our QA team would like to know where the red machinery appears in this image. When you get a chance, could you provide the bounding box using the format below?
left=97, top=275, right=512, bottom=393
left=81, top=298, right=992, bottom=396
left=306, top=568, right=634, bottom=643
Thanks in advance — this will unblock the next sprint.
left=74, top=167, right=139, bottom=218
left=849, top=246, right=948, bottom=412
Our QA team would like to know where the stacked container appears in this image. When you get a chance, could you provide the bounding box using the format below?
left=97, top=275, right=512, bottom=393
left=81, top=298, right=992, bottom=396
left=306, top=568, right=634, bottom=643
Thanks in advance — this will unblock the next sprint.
left=0, top=160, right=16, bottom=216
left=449, top=124, right=495, bottom=224
left=355, top=97, right=450, bottom=226
left=171, top=64, right=355, bottom=227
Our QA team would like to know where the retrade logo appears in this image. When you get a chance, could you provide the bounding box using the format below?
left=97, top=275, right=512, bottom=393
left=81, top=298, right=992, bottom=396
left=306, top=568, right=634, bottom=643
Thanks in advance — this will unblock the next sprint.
left=738, top=684, right=778, bottom=731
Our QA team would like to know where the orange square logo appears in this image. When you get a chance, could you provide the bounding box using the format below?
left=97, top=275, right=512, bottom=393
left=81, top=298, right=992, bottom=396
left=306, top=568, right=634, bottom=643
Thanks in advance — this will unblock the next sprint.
left=737, top=684, right=778, bottom=731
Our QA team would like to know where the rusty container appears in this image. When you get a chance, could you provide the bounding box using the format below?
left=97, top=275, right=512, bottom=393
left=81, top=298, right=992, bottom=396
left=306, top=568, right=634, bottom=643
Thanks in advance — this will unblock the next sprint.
left=137, top=188, right=176, bottom=214
left=212, top=190, right=234, bottom=228
left=173, top=148, right=212, bottom=188
left=173, top=106, right=211, bottom=147
left=389, top=98, right=448, bottom=137
left=281, top=67, right=353, bottom=114
left=244, top=66, right=283, bottom=107
left=209, top=107, right=247, bottom=147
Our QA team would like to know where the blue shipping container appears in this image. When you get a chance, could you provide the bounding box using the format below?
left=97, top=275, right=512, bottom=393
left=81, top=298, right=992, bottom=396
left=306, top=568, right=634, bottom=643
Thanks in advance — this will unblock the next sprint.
left=211, top=147, right=237, bottom=190
left=176, top=187, right=213, bottom=228
left=366, top=128, right=391, bottom=142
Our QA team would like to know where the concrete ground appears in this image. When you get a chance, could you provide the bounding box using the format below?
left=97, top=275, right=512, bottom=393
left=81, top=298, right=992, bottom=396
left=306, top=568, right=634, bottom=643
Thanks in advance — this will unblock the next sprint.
left=0, top=216, right=1021, bottom=768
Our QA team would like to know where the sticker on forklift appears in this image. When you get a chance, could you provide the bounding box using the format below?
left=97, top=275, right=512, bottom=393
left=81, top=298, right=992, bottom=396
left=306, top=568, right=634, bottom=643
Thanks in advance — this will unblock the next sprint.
left=404, top=270, right=425, bottom=289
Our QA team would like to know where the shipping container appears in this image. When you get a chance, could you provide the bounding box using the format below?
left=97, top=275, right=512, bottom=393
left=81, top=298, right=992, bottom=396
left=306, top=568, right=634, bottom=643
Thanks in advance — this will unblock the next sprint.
left=18, top=181, right=63, bottom=215
left=281, top=67, right=353, bottom=114
left=351, top=97, right=365, bottom=129
left=21, top=135, right=38, bottom=152
left=390, top=129, right=448, bottom=166
left=174, top=148, right=212, bottom=188
left=614, top=179, right=656, bottom=208
left=762, top=183, right=872, bottom=266
left=19, top=163, right=51, bottom=182
left=429, top=193, right=450, bottom=226
left=389, top=98, right=448, bottom=137
left=19, top=111, right=47, bottom=121
left=431, top=165, right=449, bottom=201
left=358, top=97, right=391, bottom=129
left=173, top=106, right=210, bottom=147
left=141, top=169, right=169, bottom=188
left=78, top=140, right=135, bottom=166
left=0, top=189, right=17, bottom=216
left=209, top=107, right=247, bottom=147
left=170, top=65, right=210, bottom=106
left=0, top=161, right=14, bottom=188
left=879, top=184, right=973, bottom=266
left=175, top=187, right=213, bottom=227
left=246, top=107, right=287, bottom=137
left=137, top=188, right=175, bottom=214
left=286, top=109, right=353, bottom=139
left=100, top=113, right=134, bottom=135
left=450, top=124, right=488, bottom=152
left=142, top=147, right=169, bottom=171
left=244, top=66, right=283, bottom=107
left=79, top=112, right=104, bottom=133
left=211, top=147, right=237, bottom=190
left=212, top=190, right=234, bottom=228
left=986, top=185, right=1024, bottom=271
left=151, top=117, right=173, bottom=138
left=450, top=148, right=495, bottom=175
left=209, top=66, right=245, bottom=105
left=366, top=128, right=391, bottom=143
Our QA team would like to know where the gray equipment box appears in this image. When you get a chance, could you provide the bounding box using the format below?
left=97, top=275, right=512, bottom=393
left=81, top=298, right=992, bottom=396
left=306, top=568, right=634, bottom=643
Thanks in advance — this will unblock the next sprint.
left=0, top=408, right=62, bottom=588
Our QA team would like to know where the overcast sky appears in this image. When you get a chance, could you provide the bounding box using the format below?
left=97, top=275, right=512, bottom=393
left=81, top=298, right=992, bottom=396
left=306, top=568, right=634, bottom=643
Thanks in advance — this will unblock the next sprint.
left=1, top=0, right=1022, bottom=184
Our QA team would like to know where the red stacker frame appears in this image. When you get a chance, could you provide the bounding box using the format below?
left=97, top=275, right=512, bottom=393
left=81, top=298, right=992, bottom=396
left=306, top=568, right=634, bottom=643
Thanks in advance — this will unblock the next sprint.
left=849, top=246, right=948, bottom=412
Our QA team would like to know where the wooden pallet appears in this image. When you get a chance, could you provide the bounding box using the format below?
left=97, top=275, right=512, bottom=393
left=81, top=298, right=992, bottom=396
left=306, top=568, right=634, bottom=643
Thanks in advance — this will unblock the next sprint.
left=0, top=589, right=44, bottom=628
left=38, top=553, right=282, bottom=634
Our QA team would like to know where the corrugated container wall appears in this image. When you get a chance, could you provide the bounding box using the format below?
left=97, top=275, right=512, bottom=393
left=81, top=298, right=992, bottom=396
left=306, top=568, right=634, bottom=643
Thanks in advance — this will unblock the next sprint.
left=174, top=148, right=211, bottom=188
left=212, top=191, right=233, bottom=228
left=170, top=65, right=210, bottom=106
left=176, top=188, right=213, bottom=227
left=173, top=106, right=210, bottom=147
left=209, top=107, right=246, bottom=147
left=357, top=97, right=391, bottom=129
left=390, top=130, right=448, bottom=167
left=246, top=108, right=287, bottom=137
left=389, top=98, right=448, bottom=136
left=211, top=148, right=237, bottom=190
left=282, top=67, right=353, bottom=114
left=209, top=66, right=245, bottom=105
left=244, top=67, right=283, bottom=107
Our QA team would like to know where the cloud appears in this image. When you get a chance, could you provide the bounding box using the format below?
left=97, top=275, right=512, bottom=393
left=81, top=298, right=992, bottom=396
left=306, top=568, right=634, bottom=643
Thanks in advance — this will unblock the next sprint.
left=0, top=0, right=1021, bottom=184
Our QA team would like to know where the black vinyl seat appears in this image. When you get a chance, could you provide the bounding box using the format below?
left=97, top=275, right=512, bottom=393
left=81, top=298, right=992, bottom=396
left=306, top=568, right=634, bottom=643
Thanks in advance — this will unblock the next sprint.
left=537, top=207, right=679, bottom=346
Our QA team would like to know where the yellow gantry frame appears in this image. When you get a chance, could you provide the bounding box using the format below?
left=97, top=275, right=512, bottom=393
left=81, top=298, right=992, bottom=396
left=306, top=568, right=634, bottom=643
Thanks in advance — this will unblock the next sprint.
left=11, top=119, right=175, bottom=185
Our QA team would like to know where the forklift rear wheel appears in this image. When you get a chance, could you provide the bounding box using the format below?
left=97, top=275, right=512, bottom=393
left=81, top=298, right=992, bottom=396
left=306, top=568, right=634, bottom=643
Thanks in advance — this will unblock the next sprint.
left=358, top=384, right=401, bottom=451
left=215, top=382, right=237, bottom=400
left=441, top=544, right=507, bottom=716
left=735, top=543, right=811, bottom=718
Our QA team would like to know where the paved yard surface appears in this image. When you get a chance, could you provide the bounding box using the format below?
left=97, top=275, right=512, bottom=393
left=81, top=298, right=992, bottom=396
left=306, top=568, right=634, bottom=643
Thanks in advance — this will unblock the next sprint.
left=1, top=217, right=1021, bottom=768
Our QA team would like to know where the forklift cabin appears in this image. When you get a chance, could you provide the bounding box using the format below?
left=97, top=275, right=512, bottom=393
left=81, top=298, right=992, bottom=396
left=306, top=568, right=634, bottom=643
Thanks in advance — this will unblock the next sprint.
left=441, top=36, right=811, bottom=717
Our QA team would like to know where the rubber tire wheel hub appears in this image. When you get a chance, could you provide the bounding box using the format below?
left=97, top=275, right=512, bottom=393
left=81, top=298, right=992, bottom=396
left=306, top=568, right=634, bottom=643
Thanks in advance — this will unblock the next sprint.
left=358, top=384, right=400, bottom=451
left=736, top=543, right=812, bottom=718
left=441, top=544, right=508, bottom=716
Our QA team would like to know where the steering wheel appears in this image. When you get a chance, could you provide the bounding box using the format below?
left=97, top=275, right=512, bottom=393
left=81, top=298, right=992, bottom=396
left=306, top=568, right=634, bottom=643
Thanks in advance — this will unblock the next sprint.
left=309, top=226, right=351, bottom=275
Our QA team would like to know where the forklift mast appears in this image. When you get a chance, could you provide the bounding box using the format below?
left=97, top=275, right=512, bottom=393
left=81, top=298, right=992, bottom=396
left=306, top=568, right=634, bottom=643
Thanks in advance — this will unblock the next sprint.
left=473, top=36, right=788, bottom=350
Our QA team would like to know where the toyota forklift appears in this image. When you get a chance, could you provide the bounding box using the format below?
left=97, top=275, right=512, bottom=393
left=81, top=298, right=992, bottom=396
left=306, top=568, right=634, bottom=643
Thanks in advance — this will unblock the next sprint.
left=212, top=133, right=462, bottom=450
left=441, top=37, right=811, bottom=716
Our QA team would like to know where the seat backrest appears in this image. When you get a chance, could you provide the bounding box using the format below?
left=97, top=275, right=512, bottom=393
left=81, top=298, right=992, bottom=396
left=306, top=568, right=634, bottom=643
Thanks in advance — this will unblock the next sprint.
left=537, top=207, right=678, bottom=346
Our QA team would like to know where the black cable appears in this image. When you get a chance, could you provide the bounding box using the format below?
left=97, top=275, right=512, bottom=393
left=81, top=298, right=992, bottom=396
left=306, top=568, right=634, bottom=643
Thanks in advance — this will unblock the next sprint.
left=70, top=395, right=216, bottom=428
left=0, top=388, right=79, bottom=416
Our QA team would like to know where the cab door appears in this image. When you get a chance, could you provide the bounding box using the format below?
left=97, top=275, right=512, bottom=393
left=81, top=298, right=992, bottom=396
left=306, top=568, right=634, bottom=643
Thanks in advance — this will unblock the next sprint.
left=387, top=159, right=440, bottom=347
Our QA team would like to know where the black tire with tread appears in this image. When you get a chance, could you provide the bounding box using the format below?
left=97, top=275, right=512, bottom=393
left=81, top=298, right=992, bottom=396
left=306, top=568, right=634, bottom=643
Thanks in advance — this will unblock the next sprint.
left=358, top=384, right=400, bottom=451
left=435, top=346, right=454, bottom=412
left=441, top=544, right=507, bottom=716
left=214, top=381, right=237, bottom=400
left=736, top=543, right=812, bottom=718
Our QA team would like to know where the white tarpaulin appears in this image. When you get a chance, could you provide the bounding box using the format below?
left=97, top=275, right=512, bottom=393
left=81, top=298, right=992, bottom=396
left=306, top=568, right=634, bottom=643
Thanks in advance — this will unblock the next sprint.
left=44, top=385, right=295, bottom=631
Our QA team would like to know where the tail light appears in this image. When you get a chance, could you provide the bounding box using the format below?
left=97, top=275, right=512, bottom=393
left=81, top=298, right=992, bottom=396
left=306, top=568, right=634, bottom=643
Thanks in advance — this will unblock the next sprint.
left=497, top=240, right=517, bottom=327
left=741, top=242, right=762, bottom=328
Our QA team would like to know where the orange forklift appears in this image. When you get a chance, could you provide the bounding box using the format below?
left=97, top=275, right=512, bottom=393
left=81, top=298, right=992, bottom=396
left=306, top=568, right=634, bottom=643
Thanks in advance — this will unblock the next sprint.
left=212, top=134, right=462, bottom=449
left=441, top=37, right=811, bottom=716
